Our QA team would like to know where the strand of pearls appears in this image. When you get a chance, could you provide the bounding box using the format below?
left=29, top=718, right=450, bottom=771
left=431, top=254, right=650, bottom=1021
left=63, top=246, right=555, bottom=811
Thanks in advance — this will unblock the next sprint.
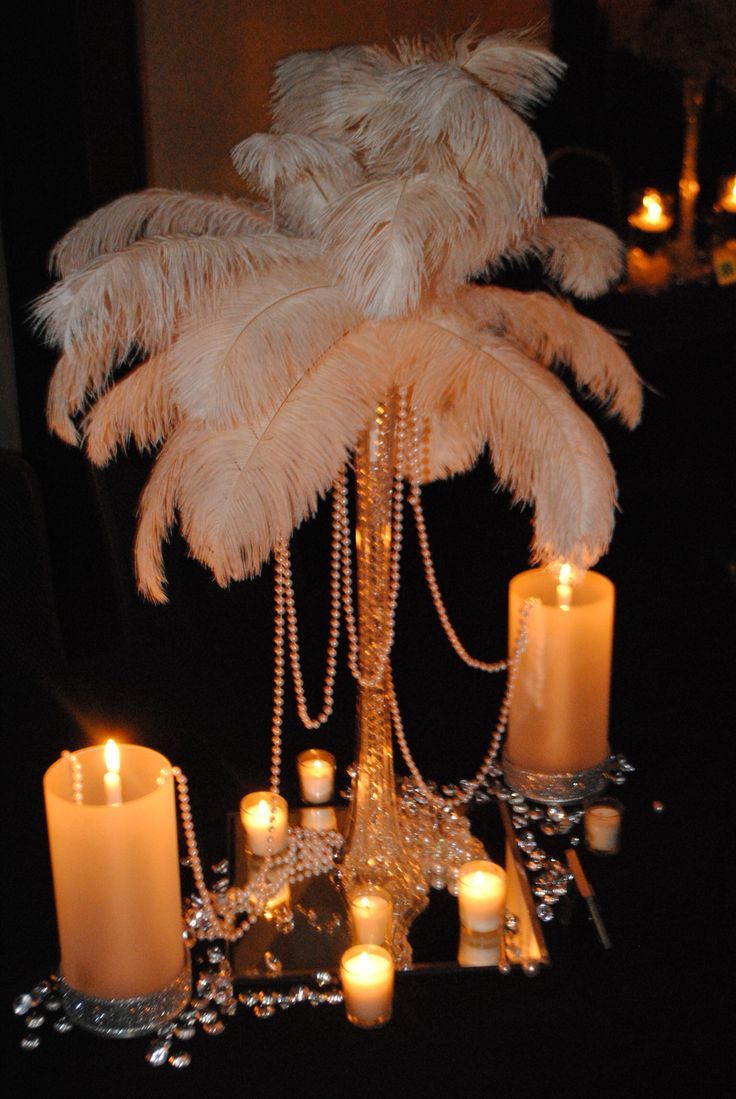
left=276, top=485, right=342, bottom=730
left=408, top=409, right=507, bottom=674
left=389, top=597, right=537, bottom=809
left=339, top=391, right=408, bottom=690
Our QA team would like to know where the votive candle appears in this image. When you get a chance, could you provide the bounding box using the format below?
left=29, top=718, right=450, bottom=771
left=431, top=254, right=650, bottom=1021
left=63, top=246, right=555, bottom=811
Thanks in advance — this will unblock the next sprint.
left=348, top=884, right=392, bottom=946
left=457, top=860, right=506, bottom=933
left=240, top=791, right=289, bottom=855
left=297, top=749, right=336, bottom=804
left=43, top=743, right=184, bottom=1001
left=300, top=806, right=338, bottom=831
left=340, top=945, right=394, bottom=1028
left=584, top=798, right=623, bottom=855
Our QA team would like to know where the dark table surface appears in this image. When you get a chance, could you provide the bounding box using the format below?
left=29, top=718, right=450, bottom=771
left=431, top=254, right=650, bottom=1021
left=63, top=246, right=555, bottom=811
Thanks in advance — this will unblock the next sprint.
left=2, top=281, right=734, bottom=1095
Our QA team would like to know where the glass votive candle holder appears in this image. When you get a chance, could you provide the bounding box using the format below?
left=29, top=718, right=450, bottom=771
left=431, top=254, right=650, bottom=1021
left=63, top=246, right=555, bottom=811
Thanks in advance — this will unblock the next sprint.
left=240, top=791, right=289, bottom=855
left=457, top=926, right=502, bottom=968
left=300, top=806, right=338, bottom=832
left=347, top=883, right=393, bottom=946
left=584, top=796, right=623, bottom=855
left=457, top=860, right=506, bottom=933
left=340, top=944, right=394, bottom=1029
left=297, top=749, right=336, bottom=804
left=627, top=188, right=674, bottom=244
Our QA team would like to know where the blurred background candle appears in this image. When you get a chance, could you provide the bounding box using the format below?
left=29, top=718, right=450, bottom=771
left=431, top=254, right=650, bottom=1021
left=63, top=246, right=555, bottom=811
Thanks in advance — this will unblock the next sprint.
left=43, top=743, right=185, bottom=1002
left=628, top=188, right=674, bottom=232
left=718, top=174, right=736, bottom=214
left=348, top=884, right=392, bottom=946
left=584, top=797, right=623, bottom=855
left=297, top=749, right=335, bottom=804
left=300, top=806, right=337, bottom=831
left=340, top=945, right=394, bottom=1028
left=240, top=792, right=288, bottom=855
left=505, top=567, right=615, bottom=800
left=457, top=860, right=506, bottom=932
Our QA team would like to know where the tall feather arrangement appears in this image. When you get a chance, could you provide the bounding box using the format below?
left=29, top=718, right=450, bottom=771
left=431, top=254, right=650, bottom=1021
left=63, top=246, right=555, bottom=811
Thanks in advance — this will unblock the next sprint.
left=35, top=28, right=642, bottom=602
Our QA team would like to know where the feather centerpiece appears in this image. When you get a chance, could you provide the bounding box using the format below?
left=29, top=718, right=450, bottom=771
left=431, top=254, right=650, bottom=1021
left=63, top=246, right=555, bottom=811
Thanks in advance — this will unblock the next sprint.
left=36, top=28, right=642, bottom=601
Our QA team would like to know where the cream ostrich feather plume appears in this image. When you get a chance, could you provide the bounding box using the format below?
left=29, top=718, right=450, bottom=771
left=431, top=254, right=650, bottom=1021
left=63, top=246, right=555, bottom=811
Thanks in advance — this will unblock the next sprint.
left=35, top=28, right=642, bottom=601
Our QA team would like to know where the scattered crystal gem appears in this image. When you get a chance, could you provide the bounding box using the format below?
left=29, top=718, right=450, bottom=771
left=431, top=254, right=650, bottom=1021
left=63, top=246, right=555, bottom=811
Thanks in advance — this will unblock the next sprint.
left=570, top=836, right=580, bottom=847
left=13, top=993, right=32, bottom=1016
left=536, top=904, right=554, bottom=922
left=175, top=1024, right=196, bottom=1040
left=212, top=859, right=230, bottom=876
left=197, top=1008, right=218, bottom=1025
left=523, top=961, right=540, bottom=977
left=504, top=913, right=519, bottom=933
left=207, top=945, right=225, bottom=964
left=221, top=999, right=238, bottom=1016
left=547, top=806, right=565, bottom=822
left=32, top=981, right=51, bottom=1000
left=45, top=997, right=62, bottom=1012
left=540, top=823, right=556, bottom=836
left=529, top=808, right=544, bottom=821
left=20, top=1036, right=41, bottom=1051
left=202, top=1020, right=225, bottom=1036
left=169, top=1051, right=192, bottom=1069
left=263, top=952, right=282, bottom=975
left=191, top=997, right=210, bottom=1011
left=157, top=1021, right=177, bottom=1038
left=253, top=1005, right=276, bottom=1020
left=610, top=774, right=626, bottom=785
left=53, top=1017, right=73, bottom=1034
left=313, top=970, right=332, bottom=987
left=498, top=962, right=512, bottom=976
left=145, top=1039, right=171, bottom=1066
left=652, top=800, right=665, bottom=813
left=25, top=1013, right=45, bottom=1030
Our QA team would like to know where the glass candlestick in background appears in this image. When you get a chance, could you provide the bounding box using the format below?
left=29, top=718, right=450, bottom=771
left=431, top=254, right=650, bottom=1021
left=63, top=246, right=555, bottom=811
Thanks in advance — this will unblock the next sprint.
left=297, top=749, right=336, bottom=804
left=504, top=566, right=615, bottom=803
left=43, top=743, right=189, bottom=1036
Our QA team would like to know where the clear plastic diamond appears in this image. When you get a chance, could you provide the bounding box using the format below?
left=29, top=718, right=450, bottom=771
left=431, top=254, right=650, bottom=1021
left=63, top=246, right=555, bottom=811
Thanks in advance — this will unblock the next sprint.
left=145, top=1040, right=171, bottom=1066
left=20, top=1036, right=41, bottom=1051
left=169, top=1051, right=192, bottom=1069
left=13, top=994, right=32, bottom=1016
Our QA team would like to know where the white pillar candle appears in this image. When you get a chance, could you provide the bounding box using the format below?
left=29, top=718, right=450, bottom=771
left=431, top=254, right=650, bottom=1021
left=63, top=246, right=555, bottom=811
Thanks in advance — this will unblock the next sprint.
left=240, top=792, right=289, bottom=855
left=507, top=567, right=615, bottom=776
left=457, top=860, right=506, bottom=933
left=348, top=885, right=392, bottom=946
left=584, top=798, right=623, bottom=855
left=296, top=750, right=336, bottom=804
left=457, top=927, right=501, bottom=968
left=43, top=744, right=184, bottom=1000
left=340, top=945, right=394, bottom=1029
left=300, top=806, right=338, bottom=832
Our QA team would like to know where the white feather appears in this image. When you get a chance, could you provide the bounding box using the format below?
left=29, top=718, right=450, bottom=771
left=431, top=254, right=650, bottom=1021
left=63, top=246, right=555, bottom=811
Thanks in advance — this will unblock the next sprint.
left=453, top=29, right=566, bottom=116
left=51, top=189, right=274, bottom=277
left=82, top=354, right=177, bottom=466
left=528, top=217, right=625, bottom=297
left=37, top=233, right=312, bottom=425
left=455, top=285, right=643, bottom=427
left=169, top=260, right=361, bottom=426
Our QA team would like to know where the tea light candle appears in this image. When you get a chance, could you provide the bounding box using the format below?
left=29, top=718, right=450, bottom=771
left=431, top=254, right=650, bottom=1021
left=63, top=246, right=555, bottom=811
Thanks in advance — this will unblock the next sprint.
left=300, top=806, right=338, bottom=831
left=628, top=189, right=673, bottom=232
left=506, top=567, right=615, bottom=778
left=457, top=860, right=506, bottom=932
left=584, top=798, right=623, bottom=855
left=348, top=884, right=392, bottom=946
left=340, top=945, right=394, bottom=1028
left=719, top=174, right=736, bottom=214
left=240, top=792, right=289, bottom=855
left=297, top=749, right=336, bottom=804
left=43, top=744, right=184, bottom=1001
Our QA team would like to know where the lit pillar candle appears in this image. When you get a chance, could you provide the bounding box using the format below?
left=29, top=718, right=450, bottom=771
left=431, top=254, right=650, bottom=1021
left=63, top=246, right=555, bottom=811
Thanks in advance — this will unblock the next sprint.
left=457, top=860, right=506, bottom=932
left=296, top=749, right=336, bottom=804
left=506, top=567, right=615, bottom=780
left=348, top=884, right=392, bottom=946
left=43, top=744, right=185, bottom=1001
left=240, top=791, right=289, bottom=855
left=584, top=798, right=623, bottom=855
left=339, top=945, right=394, bottom=1028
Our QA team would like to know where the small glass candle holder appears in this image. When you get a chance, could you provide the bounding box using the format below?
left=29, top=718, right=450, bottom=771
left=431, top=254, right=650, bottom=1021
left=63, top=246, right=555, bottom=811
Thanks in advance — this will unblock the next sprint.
left=297, top=749, right=336, bottom=804
left=457, top=926, right=501, bottom=968
left=340, top=944, right=394, bottom=1029
left=240, top=791, right=289, bottom=855
left=457, top=860, right=507, bottom=933
left=584, top=796, right=623, bottom=855
left=300, top=805, right=338, bottom=832
left=347, top=883, right=393, bottom=946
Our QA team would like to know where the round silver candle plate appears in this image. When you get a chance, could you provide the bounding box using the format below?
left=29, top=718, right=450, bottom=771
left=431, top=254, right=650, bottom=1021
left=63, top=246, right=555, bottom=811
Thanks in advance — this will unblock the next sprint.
left=57, top=954, right=191, bottom=1037
left=502, top=755, right=611, bottom=804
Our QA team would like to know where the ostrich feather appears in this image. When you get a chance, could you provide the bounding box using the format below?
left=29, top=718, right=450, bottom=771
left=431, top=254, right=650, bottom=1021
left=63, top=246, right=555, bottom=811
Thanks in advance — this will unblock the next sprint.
left=37, top=233, right=312, bottom=428
left=393, top=308, right=618, bottom=567
left=528, top=217, right=625, bottom=297
left=50, top=190, right=275, bottom=278
left=82, top=354, right=177, bottom=466
left=452, top=29, right=566, bottom=116
left=135, top=324, right=393, bottom=600
left=169, top=260, right=362, bottom=427
left=320, top=174, right=476, bottom=318
left=402, top=409, right=485, bottom=483
left=455, top=285, right=643, bottom=427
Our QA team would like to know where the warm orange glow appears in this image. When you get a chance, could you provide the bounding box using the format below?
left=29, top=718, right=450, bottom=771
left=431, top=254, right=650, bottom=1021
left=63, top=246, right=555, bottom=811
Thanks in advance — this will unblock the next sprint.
left=628, top=189, right=674, bottom=232
left=720, top=175, right=736, bottom=214
left=104, top=738, right=120, bottom=774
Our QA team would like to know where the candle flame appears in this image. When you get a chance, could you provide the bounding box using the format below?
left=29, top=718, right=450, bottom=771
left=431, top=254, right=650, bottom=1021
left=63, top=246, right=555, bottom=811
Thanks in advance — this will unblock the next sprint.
left=642, top=190, right=663, bottom=222
left=104, top=738, right=120, bottom=774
